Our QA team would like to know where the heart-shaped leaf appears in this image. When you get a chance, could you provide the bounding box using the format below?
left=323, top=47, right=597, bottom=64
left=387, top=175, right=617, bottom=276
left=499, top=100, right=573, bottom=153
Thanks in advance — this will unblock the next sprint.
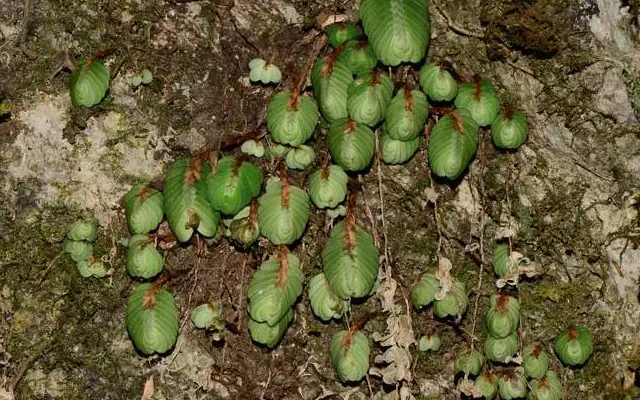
left=347, top=70, right=393, bottom=127
left=454, top=77, right=500, bottom=126
left=336, top=40, right=378, bottom=75
left=124, top=184, right=164, bottom=234
left=69, top=59, right=110, bottom=107
left=207, top=156, right=263, bottom=216
left=328, top=118, right=375, bottom=171
left=267, top=90, right=318, bottom=146
left=308, top=164, right=348, bottom=209
left=385, top=88, right=429, bottom=141
left=311, top=56, right=353, bottom=122
left=258, top=176, right=310, bottom=245
left=419, top=63, right=458, bottom=102
left=330, top=330, right=371, bottom=382
left=427, top=109, right=479, bottom=180
left=308, top=273, right=350, bottom=321
left=126, top=234, right=164, bottom=279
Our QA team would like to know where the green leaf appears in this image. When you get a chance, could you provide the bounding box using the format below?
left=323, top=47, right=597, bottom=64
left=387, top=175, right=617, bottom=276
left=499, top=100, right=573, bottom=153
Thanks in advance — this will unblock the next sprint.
left=523, top=344, right=550, bottom=379
left=207, top=156, right=263, bottom=216
left=427, top=109, right=479, bottom=180
left=485, top=293, right=520, bottom=338
left=484, top=332, right=518, bottom=362
left=311, top=56, right=353, bottom=122
left=126, top=234, right=164, bottom=279
left=267, top=90, right=318, bottom=146
left=454, top=78, right=500, bottom=126
left=69, top=59, right=110, bottom=107
left=328, top=118, right=375, bottom=171
left=326, top=22, right=361, bottom=48
left=248, top=58, right=281, bottom=84
left=384, top=88, right=429, bottom=141
left=322, top=218, right=379, bottom=299
left=528, top=370, right=563, bottom=400
left=63, top=239, right=93, bottom=262
left=418, top=333, right=441, bottom=352
left=141, top=69, right=153, bottom=84
left=123, top=184, right=164, bottom=234
left=257, top=177, right=310, bottom=245
left=125, top=283, right=179, bottom=355
left=308, top=273, right=350, bottom=321
left=164, top=158, right=221, bottom=242
left=491, top=109, right=528, bottom=150
left=379, top=130, right=420, bottom=164
left=493, top=243, right=510, bottom=278
left=474, top=373, right=498, bottom=400
left=553, top=325, right=593, bottom=366
left=498, top=373, right=527, bottom=400
left=247, top=249, right=304, bottom=326
left=330, top=330, right=370, bottom=382
left=433, top=280, right=468, bottom=318
left=76, top=258, right=109, bottom=278
left=411, top=272, right=440, bottom=310
left=336, top=40, right=378, bottom=75
left=248, top=308, right=293, bottom=348
left=419, top=63, right=458, bottom=102
left=359, top=0, right=430, bottom=66
left=229, top=203, right=260, bottom=248
left=191, top=302, right=224, bottom=330
left=347, top=70, right=393, bottom=127
left=240, top=140, right=266, bottom=158
left=455, top=348, right=483, bottom=376
left=308, top=165, right=348, bottom=209
left=285, top=145, right=315, bottom=170
left=67, top=218, right=98, bottom=242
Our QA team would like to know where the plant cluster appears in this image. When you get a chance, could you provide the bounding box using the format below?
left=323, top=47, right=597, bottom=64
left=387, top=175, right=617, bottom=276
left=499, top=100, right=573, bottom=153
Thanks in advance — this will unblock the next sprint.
left=63, top=0, right=597, bottom=394
left=63, top=219, right=108, bottom=278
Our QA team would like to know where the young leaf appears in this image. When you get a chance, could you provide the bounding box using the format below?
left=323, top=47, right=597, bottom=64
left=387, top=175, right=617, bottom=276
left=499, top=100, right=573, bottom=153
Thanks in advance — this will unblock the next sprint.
left=311, top=56, right=353, bottom=122
left=419, top=63, right=458, bottom=102
left=322, top=212, right=379, bottom=299
left=125, top=283, right=179, bottom=355
left=347, top=70, right=393, bottom=127
left=207, top=156, right=263, bottom=216
left=411, top=272, right=440, bottom=310
left=308, top=164, right=348, bottom=209
left=285, top=145, right=316, bottom=170
left=379, top=130, right=420, bottom=164
left=258, top=176, right=310, bottom=245
left=248, top=308, right=293, bottom=348
left=69, top=59, right=110, bottom=107
left=126, top=234, right=164, bottom=279
left=328, top=118, right=375, bottom=171
left=427, top=109, right=479, bottom=180
left=247, top=248, right=304, bottom=326
left=384, top=88, right=429, bottom=141
left=336, top=40, right=378, bottom=75
left=76, top=257, right=109, bottom=278
left=123, top=184, right=164, bottom=234
left=491, top=108, right=528, bottom=150
left=433, top=280, right=468, bottom=318
left=326, top=22, right=361, bottom=48
left=266, top=90, right=318, bottom=146
left=308, top=273, right=350, bottom=321
left=63, top=238, right=93, bottom=262
left=454, top=77, right=500, bottom=126
left=163, top=158, right=220, bottom=242
left=248, top=58, right=281, bottom=84
left=330, top=330, right=371, bottom=382
left=359, top=0, right=430, bottom=66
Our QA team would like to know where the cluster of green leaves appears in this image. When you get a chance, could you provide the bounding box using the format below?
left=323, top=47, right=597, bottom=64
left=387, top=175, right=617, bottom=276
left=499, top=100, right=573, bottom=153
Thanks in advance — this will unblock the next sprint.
left=63, top=219, right=108, bottom=278
left=69, top=58, right=110, bottom=108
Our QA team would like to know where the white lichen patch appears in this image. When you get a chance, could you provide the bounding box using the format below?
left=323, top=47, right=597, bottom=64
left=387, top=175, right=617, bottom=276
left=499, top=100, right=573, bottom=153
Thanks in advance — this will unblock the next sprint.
left=24, top=368, right=68, bottom=398
left=605, top=238, right=640, bottom=300
left=8, top=93, right=169, bottom=223
left=589, top=0, right=634, bottom=53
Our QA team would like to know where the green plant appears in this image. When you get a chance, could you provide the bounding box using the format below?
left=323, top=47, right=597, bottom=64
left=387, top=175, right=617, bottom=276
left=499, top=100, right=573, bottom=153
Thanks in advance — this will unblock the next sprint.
left=247, top=248, right=304, bottom=326
left=123, top=184, right=164, bottom=234
left=411, top=272, right=440, bottom=310
left=379, top=130, right=420, bottom=164
left=528, top=370, right=562, bottom=400
left=67, top=219, right=98, bottom=242
left=257, top=174, right=310, bottom=245
left=228, top=201, right=260, bottom=248
left=207, top=156, right=263, bottom=216
left=248, top=308, right=293, bottom=348
left=126, top=234, right=164, bottom=279
left=248, top=58, right=281, bottom=84
left=322, top=196, right=379, bottom=299
left=69, top=58, right=110, bottom=107
left=553, top=325, right=593, bottom=366
left=419, top=63, right=458, bottom=102
left=267, top=90, right=318, bottom=146
left=336, top=39, right=378, bottom=75
left=427, top=110, right=479, bottom=180
left=359, top=0, right=430, bottom=66
left=63, top=238, right=93, bottom=262
left=329, top=329, right=371, bottom=383
left=491, top=107, right=528, bottom=150
left=76, top=257, right=109, bottom=278
left=484, top=332, right=519, bottom=363
left=475, top=372, right=498, bottom=400
left=308, top=164, right=348, bottom=209
left=523, top=344, right=550, bottom=379
left=285, top=145, right=316, bottom=170
left=455, top=348, right=483, bottom=376
left=191, top=302, right=224, bottom=331
left=326, top=22, right=361, bottom=48
left=418, top=333, right=441, bottom=352
left=347, top=70, right=393, bottom=127
left=163, top=158, right=220, bottom=242
left=308, top=273, right=350, bottom=321
left=454, top=77, right=500, bottom=127
left=432, top=280, right=469, bottom=319
left=485, top=294, right=520, bottom=338
left=498, top=372, right=528, bottom=400
left=384, top=88, right=429, bottom=141
left=312, top=55, right=353, bottom=121
left=328, top=118, right=375, bottom=171
left=125, top=283, right=179, bottom=355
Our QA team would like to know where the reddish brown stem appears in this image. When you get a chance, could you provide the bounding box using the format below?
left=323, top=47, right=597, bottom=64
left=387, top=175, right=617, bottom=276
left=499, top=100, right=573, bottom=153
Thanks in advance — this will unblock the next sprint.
left=473, top=75, right=482, bottom=101
left=248, top=198, right=258, bottom=226
left=279, top=164, right=290, bottom=209
left=277, top=246, right=290, bottom=289
left=344, top=192, right=357, bottom=250
left=184, top=157, right=203, bottom=185
left=504, top=103, right=514, bottom=120
left=403, top=87, right=414, bottom=112
left=450, top=111, right=465, bottom=134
